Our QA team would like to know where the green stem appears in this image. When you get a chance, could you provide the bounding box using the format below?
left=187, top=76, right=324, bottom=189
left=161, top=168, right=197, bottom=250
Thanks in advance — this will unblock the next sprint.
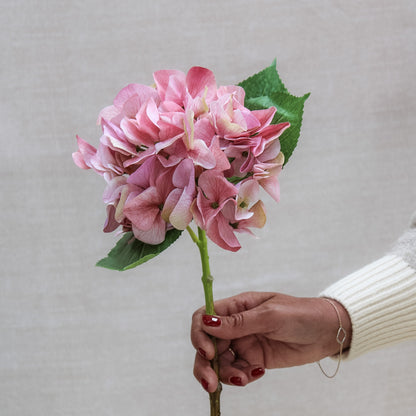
left=187, top=226, right=222, bottom=416
left=186, top=226, right=199, bottom=245
left=197, top=228, right=215, bottom=314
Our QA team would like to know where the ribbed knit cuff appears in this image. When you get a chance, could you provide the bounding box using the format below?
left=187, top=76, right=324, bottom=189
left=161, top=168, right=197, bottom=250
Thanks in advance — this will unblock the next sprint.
left=320, top=255, right=416, bottom=360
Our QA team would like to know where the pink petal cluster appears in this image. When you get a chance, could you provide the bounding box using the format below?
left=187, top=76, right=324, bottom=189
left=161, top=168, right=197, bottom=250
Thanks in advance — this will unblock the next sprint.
left=73, top=67, right=290, bottom=251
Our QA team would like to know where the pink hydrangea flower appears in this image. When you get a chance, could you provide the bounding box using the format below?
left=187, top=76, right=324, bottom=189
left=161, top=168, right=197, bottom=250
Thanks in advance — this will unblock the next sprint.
left=73, top=66, right=290, bottom=251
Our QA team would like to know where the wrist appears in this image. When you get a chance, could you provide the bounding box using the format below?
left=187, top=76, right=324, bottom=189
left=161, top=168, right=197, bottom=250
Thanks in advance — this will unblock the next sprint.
left=319, top=297, right=352, bottom=356
left=331, top=300, right=352, bottom=351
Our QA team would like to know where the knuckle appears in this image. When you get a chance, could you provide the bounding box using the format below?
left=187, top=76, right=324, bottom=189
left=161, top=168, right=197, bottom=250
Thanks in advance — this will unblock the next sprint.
left=230, top=312, right=244, bottom=329
left=239, top=291, right=251, bottom=298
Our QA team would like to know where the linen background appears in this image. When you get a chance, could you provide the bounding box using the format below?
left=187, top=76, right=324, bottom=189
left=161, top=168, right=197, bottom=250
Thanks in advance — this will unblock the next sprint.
left=1, top=0, right=415, bottom=415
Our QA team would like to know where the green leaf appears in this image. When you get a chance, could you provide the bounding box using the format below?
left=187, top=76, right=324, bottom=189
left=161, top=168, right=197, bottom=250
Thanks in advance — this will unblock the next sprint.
left=96, top=229, right=182, bottom=271
left=238, top=60, right=309, bottom=165
left=245, top=92, right=310, bottom=164
left=238, top=59, right=288, bottom=98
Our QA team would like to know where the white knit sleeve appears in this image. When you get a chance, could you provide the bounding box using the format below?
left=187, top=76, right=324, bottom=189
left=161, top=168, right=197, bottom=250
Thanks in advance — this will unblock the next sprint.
left=320, top=255, right=416, bottom=360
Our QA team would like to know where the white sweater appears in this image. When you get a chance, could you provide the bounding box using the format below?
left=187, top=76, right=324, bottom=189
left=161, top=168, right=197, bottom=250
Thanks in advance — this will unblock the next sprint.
left=321, top=212, right=416, bottom=359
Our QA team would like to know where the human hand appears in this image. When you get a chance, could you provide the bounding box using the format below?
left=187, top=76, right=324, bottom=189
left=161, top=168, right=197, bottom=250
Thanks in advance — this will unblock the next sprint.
left=191, top=291, right=352, bottom=392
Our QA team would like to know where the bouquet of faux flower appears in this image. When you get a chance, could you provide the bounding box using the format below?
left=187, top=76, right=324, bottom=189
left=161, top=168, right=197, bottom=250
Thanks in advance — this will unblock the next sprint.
left=73, top=61, right=308, bottom=415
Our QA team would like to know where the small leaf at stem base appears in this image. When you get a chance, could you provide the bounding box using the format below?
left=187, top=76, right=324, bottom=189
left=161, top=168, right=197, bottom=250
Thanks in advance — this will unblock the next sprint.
left=96, top=229, right=182, bottom=271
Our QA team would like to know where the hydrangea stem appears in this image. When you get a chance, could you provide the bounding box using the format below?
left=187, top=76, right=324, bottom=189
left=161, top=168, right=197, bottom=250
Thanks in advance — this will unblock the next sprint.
left=187, top=226, right=222, bottom=416
left=197, top=228, right=214, bottom=313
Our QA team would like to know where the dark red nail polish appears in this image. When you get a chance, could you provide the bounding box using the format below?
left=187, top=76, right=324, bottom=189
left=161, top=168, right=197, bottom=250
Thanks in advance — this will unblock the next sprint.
left=230, top=376, right=243, bottom=386
left=198, top=348, right=207, bottom=358
left=202, top=315, right=221, bottom=327
left=201, top=378, right=209, bottom=391
left=251, top=367, right=265, bottom=377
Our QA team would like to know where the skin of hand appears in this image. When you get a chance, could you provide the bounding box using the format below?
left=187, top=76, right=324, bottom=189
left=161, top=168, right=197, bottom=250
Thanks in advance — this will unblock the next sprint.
left=191, top=291, right=352, bottom=393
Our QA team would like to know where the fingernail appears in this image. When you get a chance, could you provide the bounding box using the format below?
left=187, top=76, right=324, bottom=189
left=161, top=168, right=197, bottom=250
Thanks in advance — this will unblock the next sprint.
left=198, top=348, right=207, bottom=358
left=251, top=367, right=265, bottom=377
left=230, top=376, right=243, bottom=386
left=202, top=315, right=221, bottom=327
left=201, top=378, right=209, bottom=391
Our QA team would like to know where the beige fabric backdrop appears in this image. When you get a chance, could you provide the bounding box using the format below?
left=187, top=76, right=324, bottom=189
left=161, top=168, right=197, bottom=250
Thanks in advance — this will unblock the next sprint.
left=1, top=0, right=415, bottom=415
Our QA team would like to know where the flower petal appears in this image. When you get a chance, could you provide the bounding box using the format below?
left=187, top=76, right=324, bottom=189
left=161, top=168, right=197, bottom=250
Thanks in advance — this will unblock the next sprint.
left=198, top=170, right=237, bottom=202
left=206, top=214, right=241, bottom=252
left=188, top=139, right=216, bottom=169
left=113, top=83, right=158, bottom=110
left=186, top=66, right=217, bottom=101
left=238, top=200, right=266, bottom=230
left=235, top=179, right=259, bottom=220
left=103, top=176, right=128, bottom=204
left=103, top=205, right=120, bottom=233
left=132, top=215, right=166, bottom=245
left=153, top=69, right=186, bottom=105
left=123, top=187, right=161, bottom=231
left=72, top=135, right=97, bottom=169
left=258, top=176, right=280, bottom=202
left=217, top=85, right=245, bottom=104
left=165, top=188, right=194, bottom=230
left=209, top=136, right=230, bottom=172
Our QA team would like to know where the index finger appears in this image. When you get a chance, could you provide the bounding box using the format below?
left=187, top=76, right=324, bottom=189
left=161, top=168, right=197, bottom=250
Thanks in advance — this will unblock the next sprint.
left=211, top=292, right=276, bottom=316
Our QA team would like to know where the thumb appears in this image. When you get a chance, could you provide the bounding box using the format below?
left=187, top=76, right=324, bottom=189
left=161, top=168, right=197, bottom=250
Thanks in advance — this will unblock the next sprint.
left=202, top=308, right=273, bottom=339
